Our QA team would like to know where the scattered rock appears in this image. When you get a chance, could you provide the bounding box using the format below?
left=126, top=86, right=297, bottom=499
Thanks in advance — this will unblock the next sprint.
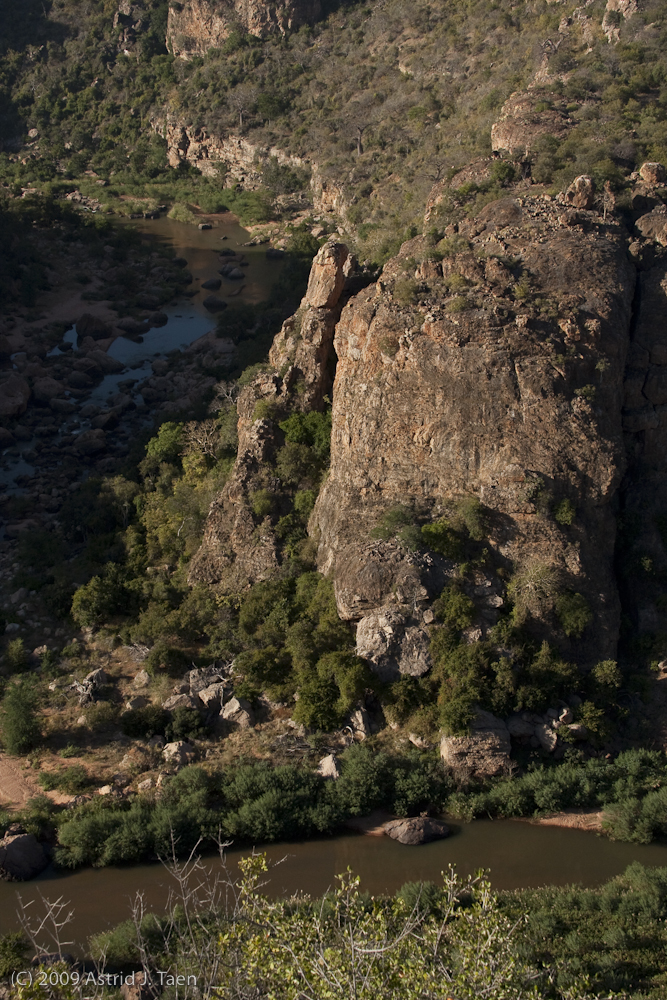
left=220, top=696, right=254, bottom=729
left=74, top=429, right=107, bottom=456
left=33, top=377, right=64, bottom=402
left=197, top=682, right=227, bottom=710
left=201, top=278, right=222, bottom=290
left=535, top=722, right=558, bottom=752
left=163, top=694, right=200, bottom=712
left=133, top=669, right=151, bottom=688
left=0, top=834, right=48, bottom=881
left=348, top=707, right=371, bottom=739
left=76, top=314, right=113, bottom=340
left=567, top=723, right=589, bottom=740
left=383, top=817, right=449, bottom=846
left=317, top=754, right=340, bottom=779
left=162, top=741, right=196, bottom=767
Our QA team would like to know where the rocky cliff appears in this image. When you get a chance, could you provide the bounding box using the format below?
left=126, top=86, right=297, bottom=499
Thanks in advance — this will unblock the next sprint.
left=313, top=188, right=635, bottom=674
left=167, top=0, right=321, bottom=59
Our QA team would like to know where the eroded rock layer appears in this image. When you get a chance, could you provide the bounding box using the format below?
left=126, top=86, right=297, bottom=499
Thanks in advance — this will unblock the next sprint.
left=167, top=0, right=321, bottom=59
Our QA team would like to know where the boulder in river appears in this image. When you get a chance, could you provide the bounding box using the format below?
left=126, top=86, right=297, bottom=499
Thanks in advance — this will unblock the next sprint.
left=33, top=377, right=64, bottom=402
left=201, top=277, right=222, bottom=290
left=117, top=317, right=150, bottom=335
left=0, top=833, right=48, bottom=881
left=151, top=311, right=168, bottom=327
left=77, top=313, right=113, bottom=340
left=86, top=350, right=124, bottom=373
left=203, top=295, right=227, bottom=312
left=383, top=817, right=450, bottom=846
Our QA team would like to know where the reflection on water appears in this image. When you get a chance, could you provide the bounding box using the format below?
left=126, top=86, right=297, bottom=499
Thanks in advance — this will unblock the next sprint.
left=2, top=822, right=667, bottom=953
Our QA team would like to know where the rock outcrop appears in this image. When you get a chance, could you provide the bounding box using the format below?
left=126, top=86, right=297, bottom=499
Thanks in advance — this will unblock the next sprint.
left=167, top=0, right=322, bottom=60
left=312, top=190, right=635, bottom=664
left=189, top=241, right=352, bottom=588
left=440, top=710, right=511, bottom=778
left=491, top=89, right=574, bottom=156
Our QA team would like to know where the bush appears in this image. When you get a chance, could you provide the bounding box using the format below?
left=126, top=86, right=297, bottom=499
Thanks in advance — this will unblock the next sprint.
left=0, top=933, right=28, bottom=977
left=1, top=680, right=40, bottom=754
left=165, top=706, right=208, bottom=742
left=555, top=591, right=592, bottom=638
left=4, top=638, right=27, bottom=672
left=121, top=704, right=170, bottom=739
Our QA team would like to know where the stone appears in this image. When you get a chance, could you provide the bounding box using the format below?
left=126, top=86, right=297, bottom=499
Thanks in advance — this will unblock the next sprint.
left=117, top=317, right=150, bottom=335
left=636, top=207, right=667, bottom=245
left=221, top=696, right=254, bottom=725
left=0, top=833, right=48, bottom=881
left=0, top=427, right=15, bottom=448
left=639, top=162, right=666, bottom=186
left=348, top=707, right=371, bottom=739
left=76, top=314, right=113, bottom=340
left=506, top=715, right=536, bottom=738
left=74, top=429, right=107, bottom=456
left=0, top=376, right=30, bottom=417
left=133, top=669, right=151, bottom=688
left=33, top=377, right=64, bottom=402
left=125, top=696, right=148, bottom=710
left=84, top=668, right=108, bottom=688
left=535, top=722, right=558, bottom=752
left=162, top=693, right=200, bottom=712
left=304, top=241, right=348, bottom=309
left=356, top=606, right=432, bottom=682
left=162, top=741, right=196, bottom=767
left=185, top=665, right=225, bottom=693
left=203, top=295, right=228, bottom=312
left=86, top=350, right=125, bottom=373
left=136, top=778, right=153, bottom=792
left=440, top=710, right=511, bottom=778
left=566, top=723, right=589, bottom=740
left=383, top=817, right=449, bottom=846
left=564, top=175, right=595, bottom=210
left=201, top=277, right=222, bottom=290
left=317, top=754, right=340, bottom=779
left=197, top=682, right=227, bottom=710
left=167, top=0, right=322, bottom=59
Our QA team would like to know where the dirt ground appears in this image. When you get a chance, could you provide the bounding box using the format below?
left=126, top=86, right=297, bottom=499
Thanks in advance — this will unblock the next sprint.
left=0, top=755, right=41, bottom=809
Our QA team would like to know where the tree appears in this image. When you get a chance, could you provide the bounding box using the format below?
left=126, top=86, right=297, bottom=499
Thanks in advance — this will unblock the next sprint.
left=227, top=85, right=257, bottom=127
left=1, top=680, right=41, bottom=755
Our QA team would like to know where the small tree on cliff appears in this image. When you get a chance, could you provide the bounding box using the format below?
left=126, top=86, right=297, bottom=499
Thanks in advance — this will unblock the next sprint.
left=1, top=679, right=41, bottom=755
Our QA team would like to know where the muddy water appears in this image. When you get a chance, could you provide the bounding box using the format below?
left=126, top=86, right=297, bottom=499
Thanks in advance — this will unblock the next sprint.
left=2, top=822, right=667, bottom=952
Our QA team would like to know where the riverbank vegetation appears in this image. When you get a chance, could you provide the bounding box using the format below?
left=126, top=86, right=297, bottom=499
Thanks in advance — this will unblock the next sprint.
left=4, top=856, right=667, bottom=998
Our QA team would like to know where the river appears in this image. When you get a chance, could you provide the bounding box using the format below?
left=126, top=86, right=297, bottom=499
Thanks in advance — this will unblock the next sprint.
left=2, top=821, right=667, bottom=951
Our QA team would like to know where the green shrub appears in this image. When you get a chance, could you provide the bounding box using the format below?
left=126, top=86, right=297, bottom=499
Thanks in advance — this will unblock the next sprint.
left=1, top=680, right=40, bottom=754
left=4, top=638, right=27, bottom=672
left=120, top=704, right=170, bottom=739
left=554, top=498, right=576, bottom=525
left=556, top=591, right=592, bottom=638
left=0, top=933, right=28, bottom=977
left=145, top=644, right=190, bottom=677
left=446, top=295, right=469, bottom=312
left=250, top=488, right=274, bottom=518
left=393, top=277, right=419, bottom=305
left=165, top=705, right=208, bottom=742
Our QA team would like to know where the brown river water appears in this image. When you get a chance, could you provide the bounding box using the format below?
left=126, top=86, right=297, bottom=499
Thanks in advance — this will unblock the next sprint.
left=2, top=822, right=667, bottom=950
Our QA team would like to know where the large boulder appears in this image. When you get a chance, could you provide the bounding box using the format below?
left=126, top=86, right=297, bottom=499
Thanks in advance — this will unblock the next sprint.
left=0, top=833, right=48, bottom=881
left=440, top=710, right=511, bottom=778
left=639, top=162, right=666, bottom=186
left=636, top=206, right=667, bottom=245
left=219, top=696, right=254, bottom=729
left=33, top=377, right=64, bottom=403
left=317, top=754, right=341, bottom=779
left=564, top=175, right=595, bottom=210
left=74, top=429, right=107, bottom=456
left=304, top=241, right=349, bottom=308
left=0, top=376, right=31, bottom=417
left=356, top=605, right=431, bottom=682
left=383, top=817, right=449, bottom=845
left=163, top=693, right=200, bottom=712
left=76, top=313, right=113, bottom=340
left=162, top=741, right=196, bottom=767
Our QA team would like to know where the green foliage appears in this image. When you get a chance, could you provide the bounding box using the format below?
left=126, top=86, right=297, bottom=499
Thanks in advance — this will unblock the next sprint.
left=120, top=704, right=170, bottom=739
left=554, top=498, right=576, bottom=525
left=165, top=705, right=209, bottom=742
left=145, top=421, right=184, bottom=465
left=0, top=933, right=28, bottom=977
left=555, top=591, right=592, bottom=638
left=4, top=637, right=27, bottom=672
left=393, top=277, right=419, bottom=305
left=250, top=488, right=274, bottom=518
left=1, top=680, right=40, bottom=754
left=39, top=765, right=91, bottom=795
left=293, top=652, right=371, bottom=730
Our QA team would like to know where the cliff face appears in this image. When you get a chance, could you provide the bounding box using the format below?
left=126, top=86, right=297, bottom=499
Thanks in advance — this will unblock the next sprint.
left=313, top=190, right=635, bottom=670
left=167, top=0, right=321, bottom=59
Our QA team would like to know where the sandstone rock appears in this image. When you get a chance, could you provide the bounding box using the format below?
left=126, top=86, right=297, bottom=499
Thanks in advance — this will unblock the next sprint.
left=639, top=162, right=666, bottom=186
left=635, top=206, right=667, bottom=245
left=440, top=710, right=511, bottom=778
left=125, top=696, right=148, bottom=710
left=535, top=722, right=558, bottom=752
left=163, top=694, right=200, bottom=712
left=0, top=376, right=30, bottom=417
left=564, top=175, right=595, bottom=210
left=185, top=665, right=225, bottom=694
left=220, top=696, right=254, bottom=729
left=162, top=741, right=196, bottom=766
left=566, top=723, right=589, bottom=740
left=197, top=682, right=227, bottom=710
left=133, top=669, right=150, bottom=688
left=317, top=753, right=341, bottom=779
left=356, top=606, right=431, bottom=682
left=383, top=817, right=449, bottom=845
left=74, top=429, right=106, bottom=456
left=0, top=833, right=48, bottom=881
left=348, top=707, right=371, bottom=739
